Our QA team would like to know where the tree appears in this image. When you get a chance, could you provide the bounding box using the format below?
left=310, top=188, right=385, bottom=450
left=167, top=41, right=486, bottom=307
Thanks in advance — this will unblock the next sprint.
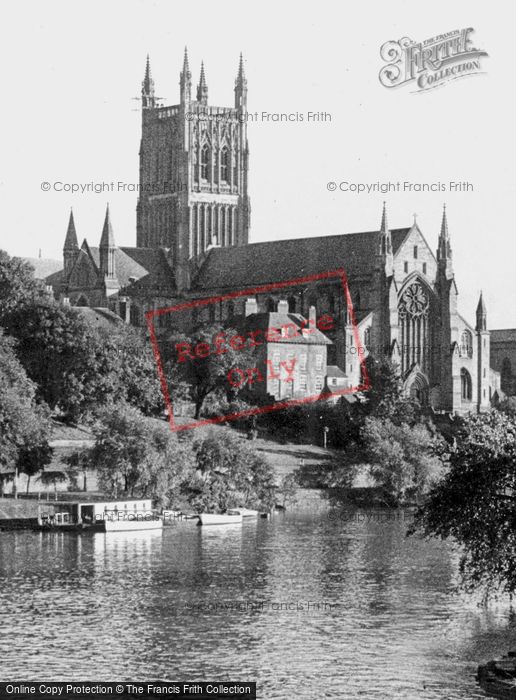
left=362, top=417, right=443, bottom=504
left=0, top=331, right=51, bottom=495
left=187, top=429, right=277, bottom=512
left=410, top=410, right=516, bottom=596
left=0, top=250, right=40, bottom=320
left=89, top=404, right=195, bottom=507
left=362, top=356, right=422, bottom=426
left=4, top=299, right=120, bottom=419
left=166, top=324, right=257, bottom=418
left=99, top=323, right=165, bottom=417
left=4, top=297, right=165, bottom=421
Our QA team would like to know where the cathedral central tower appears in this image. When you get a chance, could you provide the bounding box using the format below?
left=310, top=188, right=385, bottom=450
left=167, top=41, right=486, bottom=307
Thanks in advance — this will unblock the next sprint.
left=136, top=50, right=250, bottom=288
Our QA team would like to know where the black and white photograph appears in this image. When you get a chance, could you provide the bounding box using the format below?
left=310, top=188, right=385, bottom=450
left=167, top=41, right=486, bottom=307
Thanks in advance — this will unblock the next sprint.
left=0, top=2, right=514, bottom=698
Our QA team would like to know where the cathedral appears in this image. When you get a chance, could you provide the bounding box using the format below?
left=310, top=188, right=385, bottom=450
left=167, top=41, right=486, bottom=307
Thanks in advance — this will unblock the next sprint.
left=45, top=51, right=503, bottom=415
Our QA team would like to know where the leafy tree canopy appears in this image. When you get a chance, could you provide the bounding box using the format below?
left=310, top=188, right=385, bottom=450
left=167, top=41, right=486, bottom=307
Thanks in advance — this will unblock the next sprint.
left=410, top=410, right=516, bottom=596
left=0, top=331, right=51, bottom=492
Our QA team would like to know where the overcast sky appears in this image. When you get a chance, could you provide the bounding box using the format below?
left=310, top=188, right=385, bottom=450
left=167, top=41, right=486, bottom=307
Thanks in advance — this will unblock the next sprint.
left=0, top=0, right=513, bottom=328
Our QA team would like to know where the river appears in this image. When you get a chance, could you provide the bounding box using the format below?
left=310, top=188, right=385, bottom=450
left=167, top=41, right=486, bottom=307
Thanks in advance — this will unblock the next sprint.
left=0, top=507, right=514, bottom=698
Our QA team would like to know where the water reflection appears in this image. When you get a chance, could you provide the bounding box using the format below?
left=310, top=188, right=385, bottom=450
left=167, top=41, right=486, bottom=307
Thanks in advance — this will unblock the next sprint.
left=0, top=509, right=515, bottom=698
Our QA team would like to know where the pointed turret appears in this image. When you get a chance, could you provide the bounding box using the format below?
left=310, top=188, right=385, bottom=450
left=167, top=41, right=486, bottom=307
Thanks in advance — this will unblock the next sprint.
left=437, top=203, right=452, bottom=261
left=180, top=47, right=191, bottom=103
left=63, top=208, right=79, bottom=277
left=234, top=52, right=247, bottom=110
left=378, top=201, right=392, bottom=256
left=99, top=204, right=116, bottom=279
left=141, top=55, right=155, bottom=109
left=436, top=203, right=453, bottom=279
left=64, top=209, right=79, bottom=250
left=197, top=61, right=208, bottom=105
left=476, top=291, right=487, bottom=331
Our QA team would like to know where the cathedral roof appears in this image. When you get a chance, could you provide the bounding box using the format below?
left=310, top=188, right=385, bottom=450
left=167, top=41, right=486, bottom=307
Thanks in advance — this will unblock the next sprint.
left=44, top=246, right=175, bottom=291
left=193, top=228, right=411, bottom=290
left=491, top=329, right=516, bottom=343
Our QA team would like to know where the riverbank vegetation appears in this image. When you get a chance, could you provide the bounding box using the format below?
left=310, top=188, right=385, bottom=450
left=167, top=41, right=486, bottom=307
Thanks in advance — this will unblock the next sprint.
left=6, top=252, right=516, bottom=596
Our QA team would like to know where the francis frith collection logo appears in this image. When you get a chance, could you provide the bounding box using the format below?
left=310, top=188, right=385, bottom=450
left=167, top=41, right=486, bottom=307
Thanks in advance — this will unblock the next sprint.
left=379, top=28, right=488, bottom=92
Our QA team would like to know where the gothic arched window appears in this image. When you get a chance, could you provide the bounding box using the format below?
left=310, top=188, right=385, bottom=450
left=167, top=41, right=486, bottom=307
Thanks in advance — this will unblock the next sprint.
left=461, top=368, right=472, bottom=401
left=501, top=357, right=512, bottom=394
left=201, top=144, right=210, bottom=181
left=220, top=146, right=229, bottom=182
left=193, top=145, right=199, bottom=184
left=398, top=280, right=430, bottom=374
left=232, top=151, right=238, bottom=185
left=221, top=207, right=226, bottom=246
left=460, top=330, right=473, bottom=358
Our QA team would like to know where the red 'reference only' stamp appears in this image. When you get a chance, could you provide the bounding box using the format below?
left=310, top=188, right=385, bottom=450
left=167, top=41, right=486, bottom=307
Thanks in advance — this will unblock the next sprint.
left=145, top=269, right=369, bottom=432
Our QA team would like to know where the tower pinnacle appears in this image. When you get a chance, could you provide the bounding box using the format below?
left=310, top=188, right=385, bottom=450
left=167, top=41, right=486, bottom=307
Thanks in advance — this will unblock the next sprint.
left=180, top=47, right=192, bottom=103
left=379, top=201, right=392, bottom=256
left=234, top=52, right=247, bottom=110
left=100, top=204, right=115, bottom=248
left=476, top=291, right=487, bottom=331
left=197, top=61, right=208, bottom=104
left=141, top=55, right=155, bottom=109
left=99, top=204, right=116, bottom=279
left=64, top=208, right=79, bottom=251
left=437, top=203, right=452, bottom=264
left=63, top=208, right=79, bottom=277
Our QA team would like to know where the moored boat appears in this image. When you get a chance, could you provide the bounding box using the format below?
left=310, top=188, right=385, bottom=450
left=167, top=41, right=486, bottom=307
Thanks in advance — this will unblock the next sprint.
left=102, top=517, right=163, bottom=532
left=231, top=508, right=259, bottom=518
left=198, top=511, right=243, bottom=526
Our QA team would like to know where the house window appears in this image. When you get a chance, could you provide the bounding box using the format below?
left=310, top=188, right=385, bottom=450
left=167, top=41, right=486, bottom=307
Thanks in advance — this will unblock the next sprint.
left=299, top=375, right=307, bottom=392
left=272, top=352, right=280, bottom=371
left=422, top=262, right=427, bottom=275
left=299, top=353, right=307, bottom=371
left=414, top=245, right=418, bottom=259
left=364, top=327, right=371, bottom=350
left=315, top=376, right=323, bottom=391
left=269, top=379, right=279, bottom=395
left=201, top=144, right=210, bottom=180
left=404, top=261, right=408, bottom=273
left=315, top=353, right=323, bottom=370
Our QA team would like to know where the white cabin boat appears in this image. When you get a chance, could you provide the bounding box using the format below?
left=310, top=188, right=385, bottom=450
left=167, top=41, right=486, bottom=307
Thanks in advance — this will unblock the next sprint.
left=102, top=517, right=163, bottom=532
left=198, top=512, right=243, bottom=525
left=231, top=508, right=259, bottom=518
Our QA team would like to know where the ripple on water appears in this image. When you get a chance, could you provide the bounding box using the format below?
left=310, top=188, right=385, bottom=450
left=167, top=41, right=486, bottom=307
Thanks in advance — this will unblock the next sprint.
left=0, top=516, right=514, bottom=697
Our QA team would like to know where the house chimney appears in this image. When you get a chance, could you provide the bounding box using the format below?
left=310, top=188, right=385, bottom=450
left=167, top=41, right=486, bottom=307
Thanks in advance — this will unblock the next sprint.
left=277, top=299, right=289, bottom=314
left=309, top=305, right=316, bottom=327
left=245, top=297, right=258, bottom=316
